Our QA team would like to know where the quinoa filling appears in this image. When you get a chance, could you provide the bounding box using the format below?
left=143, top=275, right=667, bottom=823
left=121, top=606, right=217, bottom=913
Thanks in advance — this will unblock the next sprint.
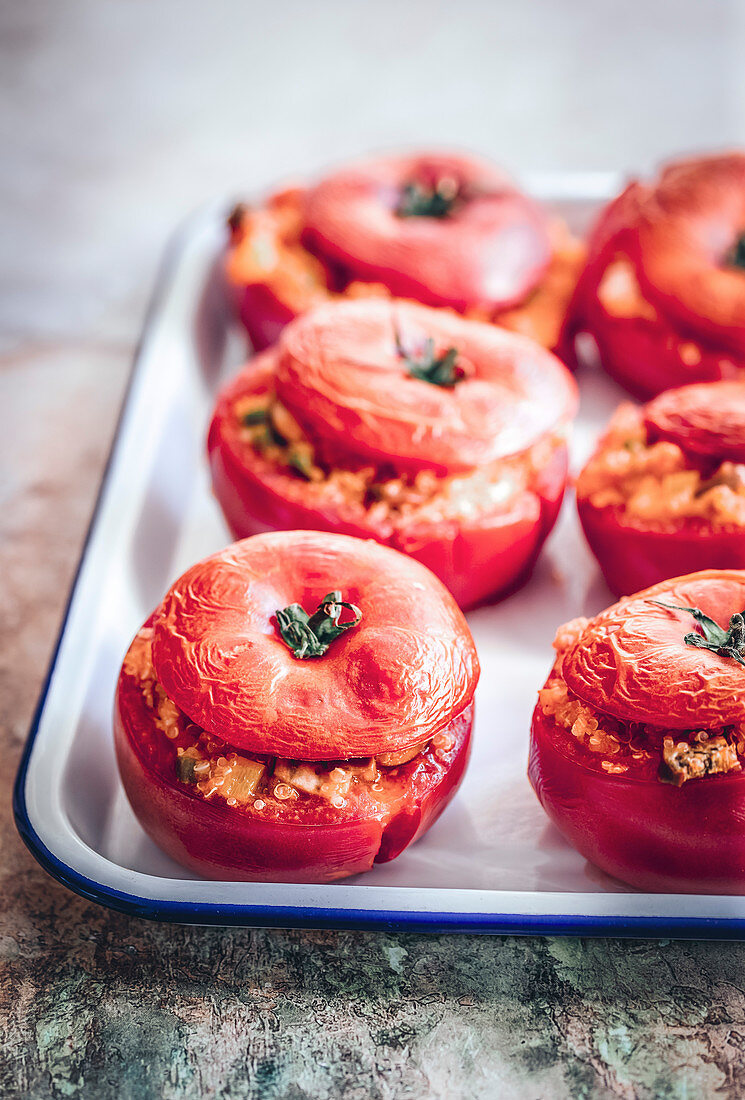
left=123, top=628, right=456, bottom=813
left=576, top=403, right=745, bottom=528
left=233, top=392, right=557, bottom=525
left=226, top=190, right=584, bottom=349
left=538, top=618, right=745, bottom=783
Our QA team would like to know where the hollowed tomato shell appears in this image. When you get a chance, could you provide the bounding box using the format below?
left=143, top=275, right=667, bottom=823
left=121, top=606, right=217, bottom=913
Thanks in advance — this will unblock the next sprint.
left=114, top=669, right=473, bottom=883
left=275, top=298, right=577, bottom=475
left=561, top=570, right=745, bottom=730
left=150, top=531, right=479, bottom=760
left=578, top=498, right=745, bottom=598
left=207, top=353, right=570, bottom=610
left=529, top=703, right=745, bottom=893
left=302, top=152, right=552, bottom=313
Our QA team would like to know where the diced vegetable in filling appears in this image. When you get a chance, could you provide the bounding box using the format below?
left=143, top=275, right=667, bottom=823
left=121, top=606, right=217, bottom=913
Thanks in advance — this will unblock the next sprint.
left=660, top=735, right=741, bottom=786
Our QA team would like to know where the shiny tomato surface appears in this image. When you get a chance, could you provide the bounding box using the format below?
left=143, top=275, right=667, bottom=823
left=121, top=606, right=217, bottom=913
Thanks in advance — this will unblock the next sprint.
left=578, top=380, right=745, bottom=596
left=529, top=571, right=745, bottom=892
left=564, top=154, right=745, bottom=398
left=208, top=300, right=576, bottom=610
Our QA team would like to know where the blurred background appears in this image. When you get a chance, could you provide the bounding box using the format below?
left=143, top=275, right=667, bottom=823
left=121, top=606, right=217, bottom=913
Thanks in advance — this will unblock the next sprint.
left=2, top=0, right=744, bottom=349
left=2, top=0, right=745, bottom=735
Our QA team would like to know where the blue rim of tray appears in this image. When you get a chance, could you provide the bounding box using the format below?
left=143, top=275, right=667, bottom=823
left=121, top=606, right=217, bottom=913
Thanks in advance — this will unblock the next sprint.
left=13, top=204, right=745, bottom=938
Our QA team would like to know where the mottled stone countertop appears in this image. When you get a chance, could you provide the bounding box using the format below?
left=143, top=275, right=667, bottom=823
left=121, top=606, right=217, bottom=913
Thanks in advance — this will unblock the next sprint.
left=4, top=3, right=745, bottom=1097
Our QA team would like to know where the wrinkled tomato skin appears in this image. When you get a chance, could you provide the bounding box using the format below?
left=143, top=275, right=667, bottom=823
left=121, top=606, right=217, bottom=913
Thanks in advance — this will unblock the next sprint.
left=114, top=671, right=473, bottom=883
left=208, top=406, right=568, bottom=611
left=578, top=498, right=745, bottom=597
left=529, top=705, right=745, bottom=893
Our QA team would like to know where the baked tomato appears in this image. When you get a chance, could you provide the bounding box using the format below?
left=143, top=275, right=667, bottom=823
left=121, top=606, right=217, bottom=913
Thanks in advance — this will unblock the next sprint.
left=562, top=153, right=745, bottom=398
left=225, top=152, right=585, bottom=354
left=529, top=570, right=745, bottom=893
left=576, top=381, right=745, bottom=596
left=208, top=299, right=578, bottom=609
left=114, top=530, right=479, bottom=882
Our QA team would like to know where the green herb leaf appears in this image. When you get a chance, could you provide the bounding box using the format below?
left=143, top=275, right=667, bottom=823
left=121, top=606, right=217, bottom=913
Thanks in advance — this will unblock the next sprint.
left=396, top=177, right=459, bottom=219
left=727, top=232, right=745, bottom=271
left=242, top=407, right=269, bottom=426
left=395, top=330, right=465, bottom=388
left=275, top=590, right=362, bottom=659
left=177, top=756, right=197, bottom=783
left=653, top=601, right=745, bottom=666
left=287, top=446, right=314, bottom=480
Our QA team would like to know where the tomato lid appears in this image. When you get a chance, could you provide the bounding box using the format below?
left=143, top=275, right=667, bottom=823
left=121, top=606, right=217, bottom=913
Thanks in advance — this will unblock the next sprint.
left=644, top=381, right=745, bottom=463
left=151, top=531, right=479, bottom=760
left=275, top=299, right=577, bottom=475
left=302, top=152, right=552, bottom=312
left=562, top=570, right=745, bottom=730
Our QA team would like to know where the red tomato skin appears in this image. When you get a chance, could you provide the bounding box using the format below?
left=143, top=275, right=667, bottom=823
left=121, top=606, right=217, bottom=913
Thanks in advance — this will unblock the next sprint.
left=564, top=165, right=745, bottom=399
left=529, top=704, right=745, bottom=894
left=577, top=301, right=736, bottom=401
left=208, top=402, right=568, bottom=611
left=301, top=153, right=552, bottom=314
left=578, top=498, right=745, bottom=598
left=114, top=671, right=473, bottom=883
left=235, top=283, right=296, bottom=353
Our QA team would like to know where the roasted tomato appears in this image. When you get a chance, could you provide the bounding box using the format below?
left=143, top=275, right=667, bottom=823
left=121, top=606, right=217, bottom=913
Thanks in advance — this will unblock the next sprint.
left=577, top=381, right=745, bottom=596
left=529, top=570, right=745, bottom=893
left=208, top=298, right=578, bottom=609
left=562, top=152, right=745, bottom=398
left=226, top=152, right=585, bottom=354
left=114, top=531, right=479, bottom=882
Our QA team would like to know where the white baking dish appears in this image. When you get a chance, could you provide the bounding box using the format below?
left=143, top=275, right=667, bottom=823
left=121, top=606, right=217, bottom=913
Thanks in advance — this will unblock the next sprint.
left=15, top=175, right=745, bottom=934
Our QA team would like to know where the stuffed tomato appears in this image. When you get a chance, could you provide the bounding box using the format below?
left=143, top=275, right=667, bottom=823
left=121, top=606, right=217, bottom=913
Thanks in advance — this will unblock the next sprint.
left=577, top=380, right=745, bottom=596
left=208, top=298, right=578, bottom=610
left=226, top=151, right=584, bottom=354
left=114, top=530, right=479, bottom=882
left=562, top=152, right=745, bottom=398
left=529, top=569, right=745, bottom=893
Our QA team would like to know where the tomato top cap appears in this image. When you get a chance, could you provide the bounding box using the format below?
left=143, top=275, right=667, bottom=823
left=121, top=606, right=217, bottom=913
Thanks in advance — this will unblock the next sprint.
left=151, top=531, right=480, bottom=760
left=275, top=298, right=577, bottom=475
left=561, top=570, right=745, bottom=730
left=644, top=380, right=745, bottom=464
left=302, top=151, right=552, bottom=312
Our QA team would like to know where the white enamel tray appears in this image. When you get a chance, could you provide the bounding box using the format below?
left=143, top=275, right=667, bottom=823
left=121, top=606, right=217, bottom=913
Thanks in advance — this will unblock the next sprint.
left=15, top=174, right=745, bottom=934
